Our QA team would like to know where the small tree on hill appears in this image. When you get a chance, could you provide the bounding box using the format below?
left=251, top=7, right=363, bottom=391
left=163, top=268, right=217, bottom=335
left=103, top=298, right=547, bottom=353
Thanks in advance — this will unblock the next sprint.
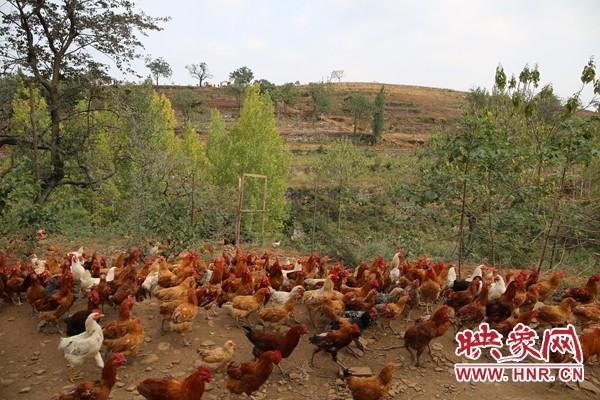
left=371, top=86, right=385, bottom=144
left=228, top=66, right=254, bottom=109
left=309, top=83, right=333, bottom=120
left=277, top=83, right=299, bottom=114
left=343, top=91, right=373, bottom=134
left=317, top=139, right=367, bottom=232
left=171, top=88, right=203, bottom=122
left=186, top=62, right=212, bottom=86
left=146, top=57, right=172, bottom=85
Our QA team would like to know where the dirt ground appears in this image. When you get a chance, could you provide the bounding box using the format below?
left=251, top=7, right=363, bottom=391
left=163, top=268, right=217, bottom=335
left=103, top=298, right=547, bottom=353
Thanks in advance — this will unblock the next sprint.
left=1, top=291, right=599, bottom=400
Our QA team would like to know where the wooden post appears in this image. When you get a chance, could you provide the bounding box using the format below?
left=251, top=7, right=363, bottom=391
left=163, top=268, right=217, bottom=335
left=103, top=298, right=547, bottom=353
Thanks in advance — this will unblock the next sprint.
left=261, top=176, right=267, bottom=245
left=235, top=173, right=268, bottom=247
left=235, top=175, right=244, bottom=246
left=190, top=172, right=196, bottom=225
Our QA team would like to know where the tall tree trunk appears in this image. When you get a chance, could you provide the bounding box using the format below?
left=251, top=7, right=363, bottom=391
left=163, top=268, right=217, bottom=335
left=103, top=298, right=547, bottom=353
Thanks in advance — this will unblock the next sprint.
left=538, top=162, right=568, bottom=269
left=28, top=84, right=40, bottom=183
left=458, top=161, right=469, bottom=279
left=487, top=170, right=495, bottom=265
left=190, top=173, right=196, bottom=225
left=35, top=87, right=64, bottom=204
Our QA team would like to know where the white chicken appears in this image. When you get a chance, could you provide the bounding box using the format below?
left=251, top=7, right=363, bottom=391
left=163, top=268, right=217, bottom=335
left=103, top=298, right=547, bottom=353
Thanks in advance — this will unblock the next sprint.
left=390, top=249, right=404, bottom=269
left=70, top=256, right=86, bottom=282
left=447, top=266, right=457, bottom=287
left=465, top=264, right=484, bottom=282
left=141, top=262, right=160, bottom=296
left=30, top=254, right=46, bottom=276
left=281, top=262, right=303, bottom=288
left=390, top=264, right=401, bottom=284
left=58, top=311, right=104, bottom=381
left=105, top=266, right=116, bottom=283
left=487, top=275, right=506, bottom=301
left=79, top=269, right=100, bottom=293
left=268, top=285, right=305, bottom=306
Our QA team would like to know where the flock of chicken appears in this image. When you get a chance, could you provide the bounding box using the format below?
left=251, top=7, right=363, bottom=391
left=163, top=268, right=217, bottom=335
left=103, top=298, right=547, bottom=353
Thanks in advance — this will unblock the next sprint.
left=0, top=246, right=599, bottom=400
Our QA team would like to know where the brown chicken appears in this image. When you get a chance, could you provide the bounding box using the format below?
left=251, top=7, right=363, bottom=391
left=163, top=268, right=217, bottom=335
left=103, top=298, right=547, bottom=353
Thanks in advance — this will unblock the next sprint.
left=5, top=264, right=25, bottom=304
left=375, top=294, right=411, bottom=334
left=226, top=350, right=282, bottom=396
left=96, top=275, right=112, bottom=311
left=26, top=271, right=48, bottom=312
left=208, top=256, right=226, bottom=285
left=486, top=274, right=527, bottom=323
left=345, top=362, right=396, bottom=400
left=157, top=257, right=179, bottom=288
left=155, top=276, right=196, bottom=302
left=341, top=277, right=379, bottom=299
left=109, top=266, right=138, bottom=306
left=137, top=366, right=212, bottom=400
left=345, top=288, right=379, bottom=312
left=492, top=309, right=538, bottom=338
left=562, top=273, right=600, bottom=304
left=573, top=303, right=600, bottom=328
left=535, top=297, right=578, bottom=326
left=259, top=294, right=300, bottom=329
left=404, top=305, right=451, bottom=366
left=419, top=267, right=442, bottom=314
left=268, top=259, right=284, bottom=290
left=168, top=285, right=198, bottom=345
left=580, top=327, right=600, bottom=364
left=455, top=282, right=490, bottom=329
left=103, top=317, right=145, bottom=358
left=309, top=323, right=361, bottom=368
left=57, top=353, right=126, bottom=400
left=446, top=277, right=481, bottom=310
left=103, top=296, right=135, bottom=340
left=37, top=273, right=75, bottom=330
left=224, top=287, right=271, bottom=322
left=242, top=324, right=307, bottom=376
left=525, top=271, right=564, bottom=304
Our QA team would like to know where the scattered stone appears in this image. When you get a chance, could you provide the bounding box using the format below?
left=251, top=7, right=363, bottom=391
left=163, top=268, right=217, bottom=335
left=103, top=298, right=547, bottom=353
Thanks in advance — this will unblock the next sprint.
left=578, top=381, right=600, bottom=395
left=18, top=387, right=31, bottom=394
left=7, top=317, right=15, bottom=322
left=126, top=385, right=136, bottom=392
left=0, top=378, right=15, bottom=386
left=171, top=360, right=180, bottom=365
left=116, top=382, right=125, bottom=388
left=144, top=337, right=152, bottom=343
left=145, top=367, right=153, bottom=372
left=142, top=354, right=160, bottom=365
left=157, top=342, right=170, bottom=352
left=200, top=340, right=216, bottom=347
left=34, top=369, right=46, bottom=375
left=434, top=367, right=444, bottom=372
left=432, top=343, right=443, bottom=351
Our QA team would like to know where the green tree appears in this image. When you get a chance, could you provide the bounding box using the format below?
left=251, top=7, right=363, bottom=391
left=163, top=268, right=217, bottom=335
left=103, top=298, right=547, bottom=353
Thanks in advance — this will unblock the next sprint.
left=317, top=139, right=367, bottom=232
left=171, top=88, right=203, bottom=122
left=206, top=85, right=290, bottom=238
left=185, top=62, right=212, bottom=86
left=309, top=83, right=333, bottom=120
left=276, top=83, right=299, bottom=114
left=0, top=0, right=166, bottom=204
left=343, top=91, right=373, bottom=134
left=228, top=66, right=254, bottom=110
left=146, top=57, right=172, bottom=85
left=371, top=86, right=385, bottom=144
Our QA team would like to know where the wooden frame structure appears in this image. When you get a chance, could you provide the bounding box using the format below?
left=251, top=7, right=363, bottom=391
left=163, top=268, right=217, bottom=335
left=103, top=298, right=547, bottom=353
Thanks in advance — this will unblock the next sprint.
left=234, top=173, right=268, bottom=246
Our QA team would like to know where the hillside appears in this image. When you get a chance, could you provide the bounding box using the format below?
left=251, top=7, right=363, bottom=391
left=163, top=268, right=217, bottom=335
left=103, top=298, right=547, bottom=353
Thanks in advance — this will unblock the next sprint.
left=158, top=82, right=467, bottom=147
left=158, top=82, right=467, bottom=189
